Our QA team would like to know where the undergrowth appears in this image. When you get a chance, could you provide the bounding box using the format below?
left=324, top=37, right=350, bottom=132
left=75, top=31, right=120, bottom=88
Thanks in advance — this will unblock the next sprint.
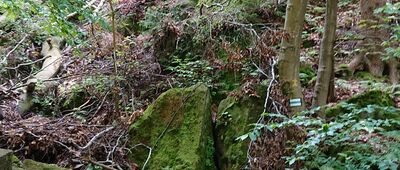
left=240, top=104, right=400, bottom=169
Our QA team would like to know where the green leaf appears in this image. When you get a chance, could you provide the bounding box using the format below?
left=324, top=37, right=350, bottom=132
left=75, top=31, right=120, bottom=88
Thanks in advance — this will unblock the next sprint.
left=236, top=134, right=248, bottom=141
left=249, top=131, right=257, bottom=141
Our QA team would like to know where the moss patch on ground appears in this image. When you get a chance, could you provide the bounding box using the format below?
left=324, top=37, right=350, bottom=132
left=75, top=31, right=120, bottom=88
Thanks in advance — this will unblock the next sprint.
left=325, top=90, right=395, bottom=118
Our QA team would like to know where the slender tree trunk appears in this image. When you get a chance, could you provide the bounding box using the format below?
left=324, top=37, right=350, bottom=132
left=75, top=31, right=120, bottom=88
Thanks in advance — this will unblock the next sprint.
left=313, top=0, right=338, bottom=107
left=278, top=0, right=307, bottom=113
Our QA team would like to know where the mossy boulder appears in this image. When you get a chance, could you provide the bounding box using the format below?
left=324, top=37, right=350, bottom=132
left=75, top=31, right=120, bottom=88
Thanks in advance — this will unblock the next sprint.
left=128, top=83, right=215, bottom=169
left=335, top=64, right=352, bottom=80
left=0, top=149, right=67, bottom=170
left=21, top=159, right=68, bottom=170
left=215, top=84, right=267, bottom=170
left=0, top=148, right=12, bottom=170
left=325, top=90, right=395, bottom=117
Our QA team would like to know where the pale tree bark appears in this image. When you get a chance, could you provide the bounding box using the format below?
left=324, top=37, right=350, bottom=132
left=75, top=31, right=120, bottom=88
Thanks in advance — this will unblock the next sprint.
left=278, top=0, right=308, bottom=113
left=312, top=0, right=338, bottom=107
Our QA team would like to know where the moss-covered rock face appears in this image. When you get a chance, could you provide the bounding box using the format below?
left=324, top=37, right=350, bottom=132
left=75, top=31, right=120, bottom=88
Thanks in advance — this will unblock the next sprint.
left=215, top=84, right=266, bottom=170
left=325, top=90, right=395, bottom=117
left=0, top=148, right=12, bottom=170
left=128, top=83, right=215, bottom=169
left=21, top=159, right=68, bottom=170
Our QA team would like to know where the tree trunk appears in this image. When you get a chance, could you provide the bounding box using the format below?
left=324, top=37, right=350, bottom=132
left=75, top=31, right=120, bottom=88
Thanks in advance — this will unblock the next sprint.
left=348, top=0, right=398, bottom=84
left=312, top=0, right=338, bottom=107
left=278, top=0, right=307, bottom=113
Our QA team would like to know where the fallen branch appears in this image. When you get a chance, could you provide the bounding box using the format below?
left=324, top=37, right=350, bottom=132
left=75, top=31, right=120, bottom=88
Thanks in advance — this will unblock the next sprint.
left=5, top=55, right=50, bottom=70
left=3, top=35, right=28, bottom=64
left=106, top=131, right=123, bottom=161
left=66, top=0, right=97, bottom=20
left=88, top=160, right=117, bottom=170
left=131, top=143, right=152, bottom=170
left=247, top=58, right=279, bottom=163
left=75, top=126, right=114, bottom=150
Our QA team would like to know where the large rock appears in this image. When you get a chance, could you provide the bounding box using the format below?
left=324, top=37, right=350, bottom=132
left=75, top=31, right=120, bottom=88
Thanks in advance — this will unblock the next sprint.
left=0, top=149, right=68, bottom=170
left=215, top=84, right=266, bottom=170
left=0, top=148, right=12, bottom=170
left=21, top=159, right=68, bottom=170
left=129, top=83, right=215, bottom=169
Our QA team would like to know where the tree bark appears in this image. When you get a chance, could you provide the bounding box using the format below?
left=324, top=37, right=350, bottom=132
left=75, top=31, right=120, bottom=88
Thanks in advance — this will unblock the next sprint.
left=348, top=0, right=398, bottom=84
left=278, top=0, right=308, bottom=113
left=313, top=0, right=338, bottom=107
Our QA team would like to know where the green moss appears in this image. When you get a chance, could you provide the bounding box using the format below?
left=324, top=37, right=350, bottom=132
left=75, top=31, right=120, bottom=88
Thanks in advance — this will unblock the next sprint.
left=354, top=71, right=386, bottom=82
left=299, top=65, right=316, bottom=87
left=212, top=70, right=242, bottom=102
left=129, top=83, right=215, bottom=169
left=0, top=148, right=12, bottom=170
left=335, top=64, right=352, bottom=80
left=325, top=90, right=395, bottom=117
left=215, top=84, right=266, bottom=169
left=11, top=155, right=22, bottom=168
left=22, top=159, right=68, bottom=170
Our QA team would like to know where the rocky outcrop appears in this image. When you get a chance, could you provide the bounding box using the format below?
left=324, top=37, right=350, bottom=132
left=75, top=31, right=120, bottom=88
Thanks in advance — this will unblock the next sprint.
left=215, top=84, right=267, bottom=169
left=128, top=83, right=215, bottom=169
left=21, top=159, right=68, bottom=170
left=0, top=148, right=12, bottom=170
left=0, top=148, right=68, bottom=170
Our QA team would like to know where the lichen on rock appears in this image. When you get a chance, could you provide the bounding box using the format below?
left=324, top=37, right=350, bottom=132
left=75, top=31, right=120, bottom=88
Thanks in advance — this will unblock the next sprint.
left=128, top=83, right=215, bottom=169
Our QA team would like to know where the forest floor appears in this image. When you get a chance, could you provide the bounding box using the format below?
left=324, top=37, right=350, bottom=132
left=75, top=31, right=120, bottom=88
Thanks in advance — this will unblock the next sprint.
left=1, top=0, right=400, bottom=169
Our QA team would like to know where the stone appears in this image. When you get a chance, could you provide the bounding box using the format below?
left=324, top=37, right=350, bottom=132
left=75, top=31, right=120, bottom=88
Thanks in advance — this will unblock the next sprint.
left=0, top=148, right=12, bottom=170
left=215, top=84, right=267, bottom=170
left=129, top=83, right=215, bottom=169
left=22, top=159, right=68, bottom=170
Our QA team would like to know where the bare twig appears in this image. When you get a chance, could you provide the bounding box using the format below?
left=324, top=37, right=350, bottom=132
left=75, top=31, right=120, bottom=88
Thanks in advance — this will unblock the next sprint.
left=106, top=134, right=123, bottom=161
left=3, top=35, right=28, bottom=63
left=93, top=91, right=110, bottom=116
left=75, top=126, right=114, bottom=150
left=66, top=0, right=97, bottom=20
left=95, top=0, right=106, bottom=13
left=247, top=58, right=278, bottom=164
left=5, top=55, right=50, bottom=70
left=89, top=160, right=117, bottom=170
left=8, top=56, right=63, bottom=91
left=131, top=143, right=152, bottom=170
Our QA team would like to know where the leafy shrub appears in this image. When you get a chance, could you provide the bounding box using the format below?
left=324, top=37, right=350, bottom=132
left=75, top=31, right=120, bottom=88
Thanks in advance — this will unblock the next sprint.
left=240, top=103, right=400, bottom=169
left=375, top=2, right=400, bottom=60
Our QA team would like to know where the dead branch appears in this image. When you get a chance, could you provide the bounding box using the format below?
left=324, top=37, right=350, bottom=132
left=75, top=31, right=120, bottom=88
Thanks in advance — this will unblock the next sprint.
left=95, top=0, right=106, bottom=13
left=88, top=160, right=117, bottom=170
left=75, top=126, right=114, bottom=150
left=93, top=91, right=110, bottom=117
left=106, top=133, right=123, bottom=161
left=3, top=35, right=28, bottom=64
left=5, top=55, right=50, bottom=70
left=131, top=143, right=152, bottom=170
left=247, top=57, right=279, bottom=164
left=66, top=0, right=97, bottom=20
